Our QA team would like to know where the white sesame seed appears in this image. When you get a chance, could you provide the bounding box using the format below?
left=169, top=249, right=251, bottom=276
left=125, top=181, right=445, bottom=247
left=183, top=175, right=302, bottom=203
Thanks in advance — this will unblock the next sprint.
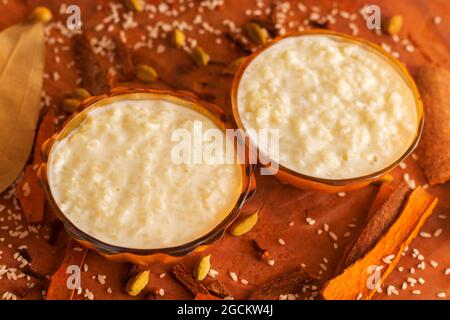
left=383, top=254, right=395, bottom=264
left=430, top=260, right=438, bottom=268
left=356, top=293, right=363, bottom=300
left=209, top=269, right=219, bottom=277
left=323, top=224, right=329, bottom=232
left=337, top=192, right=346, bottom=197
left=278, top=238, right=286, bottom=246
left=434, top=16, right=442, bottom=25
left=159, top=288, right=165, bottom=296
left=444, top=268, right=450, bottom=275
left=405, top=45, right=415, bottom=52
left=398, top=266, right=404, bottom=272
left=328, top=232, right=338, bottom=241
left=419, top=231, right=432, bottom=238
left=434, top=228, right=442, bottom=237
left=387, top=285, right=399, bottom=296
left=403, top=173, right=410, bottom=182
left=84, top=289, right=94, bottom=300
left=229, top=272, right=238, bottom=282
left=240, top=279, right=248, bottom=285
left=411, top=290, right=421, bottom=295
left=267, top=259, right=275, bottom=266
left=159, top=273, right=166, bottom=278
left=97, top=274, right=106, bottom=285
left=319, top=263, right=327, bottom=271
left=437, top=292, right=446, bottom=298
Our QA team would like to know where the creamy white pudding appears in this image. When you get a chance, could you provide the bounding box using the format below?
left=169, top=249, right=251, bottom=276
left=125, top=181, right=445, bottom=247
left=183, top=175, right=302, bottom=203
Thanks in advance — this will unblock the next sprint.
left=237, top=35, right=418, bottom=180
left=48, top=98, right=243, bottom=249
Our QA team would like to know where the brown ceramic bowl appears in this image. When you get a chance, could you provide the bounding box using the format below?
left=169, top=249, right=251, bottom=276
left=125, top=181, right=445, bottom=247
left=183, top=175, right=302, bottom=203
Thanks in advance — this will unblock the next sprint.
left=231, top=30, right=424, bottom=193
left=38, top=88, right=256, bottom=265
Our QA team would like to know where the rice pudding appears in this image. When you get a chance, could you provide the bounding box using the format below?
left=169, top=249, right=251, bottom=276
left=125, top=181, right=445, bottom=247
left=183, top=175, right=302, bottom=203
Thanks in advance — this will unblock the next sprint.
left=237, top=34, right=418, bottom=180
left=48, top=98, right=243, bottom=249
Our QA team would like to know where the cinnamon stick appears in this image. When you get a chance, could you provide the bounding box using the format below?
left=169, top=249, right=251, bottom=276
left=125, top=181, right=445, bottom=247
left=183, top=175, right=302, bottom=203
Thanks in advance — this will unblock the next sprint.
left=172, top=263, right=209, bottom=296
left=16, top=110, right=55, bottom=224
left=46, top=240, right=89, bottom=300
left=249, top=267, right=316, bottom=300
left=340, top=181, right=410, bottom=270
left=73, top=34, right=110, bottom=95
left=206, top=279, right=231, bottom=298
left=113, top=36, right=135, bottom=81
left=415, top=66, right=450, bottom=185
left=322, top=186, right=438, bottom=300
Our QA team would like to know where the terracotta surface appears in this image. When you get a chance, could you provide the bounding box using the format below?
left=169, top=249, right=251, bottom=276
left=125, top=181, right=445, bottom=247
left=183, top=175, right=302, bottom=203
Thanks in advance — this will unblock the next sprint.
left=0, top=0, right=449, bottom=300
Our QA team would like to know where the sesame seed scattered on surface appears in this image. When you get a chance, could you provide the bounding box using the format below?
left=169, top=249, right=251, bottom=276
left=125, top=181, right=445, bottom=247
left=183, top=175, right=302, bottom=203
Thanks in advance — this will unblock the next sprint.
left=209, top=269, right=219, bottom=277
left=329, top=232, right=338, bottom=241
left=419, top=231, right=432, bottom=238
left=229, top=272, right=238, bottom=282
left=383, top=254, right=395, bottom=264
left=434, top=228, right=443, bottom=237
left=434, top=16, right=442, bottom=25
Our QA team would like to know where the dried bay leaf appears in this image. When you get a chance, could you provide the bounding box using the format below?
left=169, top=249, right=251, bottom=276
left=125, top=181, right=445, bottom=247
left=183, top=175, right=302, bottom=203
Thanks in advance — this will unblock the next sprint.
left=0, top=21, right=45, bottom=192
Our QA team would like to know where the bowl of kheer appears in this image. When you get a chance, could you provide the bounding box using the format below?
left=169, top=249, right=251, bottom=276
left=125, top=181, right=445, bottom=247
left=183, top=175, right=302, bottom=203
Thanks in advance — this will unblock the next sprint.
left=38, top=88, right=256, bottom=264
left=232, top=30, right=424, bottom=192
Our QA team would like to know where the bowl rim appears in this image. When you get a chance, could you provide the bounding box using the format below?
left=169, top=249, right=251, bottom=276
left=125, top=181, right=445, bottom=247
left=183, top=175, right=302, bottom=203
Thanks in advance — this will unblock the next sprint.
left=41, top=88, right=256, bottom=256
left=231, top=29, right=424, bottom=186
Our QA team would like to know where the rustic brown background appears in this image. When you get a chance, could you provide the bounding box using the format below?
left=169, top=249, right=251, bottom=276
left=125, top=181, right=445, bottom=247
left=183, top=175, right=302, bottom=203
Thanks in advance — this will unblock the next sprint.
left=0, top=0, right=449, bottom=300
